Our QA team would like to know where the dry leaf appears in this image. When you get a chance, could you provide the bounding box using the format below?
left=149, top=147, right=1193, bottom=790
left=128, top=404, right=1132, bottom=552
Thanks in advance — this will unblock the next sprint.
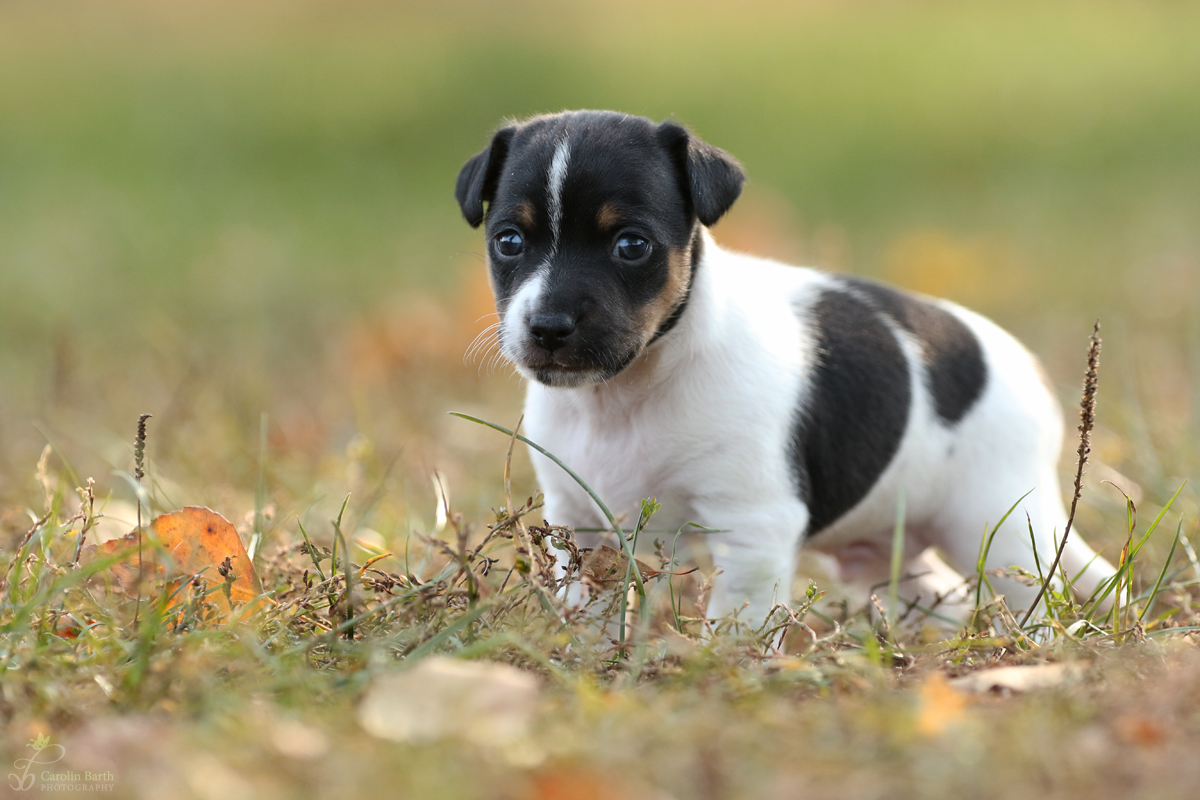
left=358, top=657, right=540, bottom=751
left=949, top=663, right=1083, bottom=694
left=269, top=719, right=330, bottom=759
left=82, top=506, right=263, bottom=617
left=915, top=672, right=968, bottom=736
left=1115, top=714, right=1168, bottom=747
left=532, top=768, right=625, bottom=800
left=579, top=545, right=657, bottom=589
left=151, top=507, right=262, bottom=609
left=53, top=617, right=82, bottom=639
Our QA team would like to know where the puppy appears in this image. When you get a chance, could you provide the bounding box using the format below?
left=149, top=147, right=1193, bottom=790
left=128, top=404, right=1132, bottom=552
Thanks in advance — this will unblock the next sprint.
left=455, top=109, right=1115, bottom=625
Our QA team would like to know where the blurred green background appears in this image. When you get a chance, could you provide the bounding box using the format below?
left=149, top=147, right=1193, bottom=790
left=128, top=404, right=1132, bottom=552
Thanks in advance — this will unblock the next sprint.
left=1, top=0, right=1197, bottom=535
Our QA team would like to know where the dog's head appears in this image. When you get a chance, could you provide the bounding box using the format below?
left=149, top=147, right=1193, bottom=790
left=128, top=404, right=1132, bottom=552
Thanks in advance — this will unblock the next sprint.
left=456, top=110, right=744, bottom=387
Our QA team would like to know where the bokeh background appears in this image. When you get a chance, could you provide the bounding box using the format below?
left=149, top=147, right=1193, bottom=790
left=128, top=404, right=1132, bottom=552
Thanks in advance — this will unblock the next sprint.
left=1, top=0, right=1197, bottom=549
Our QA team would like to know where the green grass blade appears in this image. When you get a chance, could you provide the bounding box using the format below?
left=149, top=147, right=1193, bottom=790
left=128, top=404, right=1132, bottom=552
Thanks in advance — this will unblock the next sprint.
left=1139, top=518, right=1183, bottom=623
left=402, top=604, right=488, bottom=665
left=249, top=412, right=268, bottom=564
left=1087, top=482, right=1186, bottom=618
left=296, top=519, right=327, bottom=582
left=449, top=412, right=645, bottom=604
left=974, top=490, right=1032, bottom=620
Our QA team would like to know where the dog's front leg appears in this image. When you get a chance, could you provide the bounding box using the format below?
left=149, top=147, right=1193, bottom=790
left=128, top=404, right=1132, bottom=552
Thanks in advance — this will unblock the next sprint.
left=538, top=486, right=614, bottom=605
left=697, top=499, right=808, bottom=628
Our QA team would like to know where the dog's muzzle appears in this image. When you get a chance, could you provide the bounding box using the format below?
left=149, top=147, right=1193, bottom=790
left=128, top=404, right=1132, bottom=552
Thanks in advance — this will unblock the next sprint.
left=503, top=309, right=641, bottom=388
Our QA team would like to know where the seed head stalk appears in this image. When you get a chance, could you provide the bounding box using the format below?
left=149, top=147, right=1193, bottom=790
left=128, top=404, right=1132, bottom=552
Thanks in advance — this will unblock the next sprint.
left=133, top=413, right=152, bottom=628
left=1020, top=323, right=1100, bottom=628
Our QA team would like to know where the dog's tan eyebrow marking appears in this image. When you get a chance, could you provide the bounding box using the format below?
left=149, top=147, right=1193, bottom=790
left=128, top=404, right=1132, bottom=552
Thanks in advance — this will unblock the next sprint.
left=514, top=202, right=535, bottom=228
left=597, top=204, right=623, bottom=231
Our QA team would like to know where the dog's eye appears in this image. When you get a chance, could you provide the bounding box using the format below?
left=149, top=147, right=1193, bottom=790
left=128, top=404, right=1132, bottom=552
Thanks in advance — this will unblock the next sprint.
left=494, top=231, right=524, bottom=258
left=614, top=235, right=651, bottom=262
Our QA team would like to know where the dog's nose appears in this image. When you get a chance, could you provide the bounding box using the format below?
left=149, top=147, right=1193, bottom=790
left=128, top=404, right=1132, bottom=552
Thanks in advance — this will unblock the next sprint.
left=529, top=313, right=576, bottom=352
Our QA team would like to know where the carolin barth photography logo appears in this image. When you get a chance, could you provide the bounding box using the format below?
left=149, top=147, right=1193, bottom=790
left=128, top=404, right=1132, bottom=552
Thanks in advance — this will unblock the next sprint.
left=9, top=733, right=115, bottom=793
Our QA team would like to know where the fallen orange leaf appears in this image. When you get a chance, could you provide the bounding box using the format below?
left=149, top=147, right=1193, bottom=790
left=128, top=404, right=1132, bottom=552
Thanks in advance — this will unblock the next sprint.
left=152, top=507, right=263, bottom=612
left=83, top=506, right=264, bottom=618
left=532, top=768, right=623, bottom=800
left=1116, top=714, right=1168, bottom=747
left=916, top=672, right=968, bottom=736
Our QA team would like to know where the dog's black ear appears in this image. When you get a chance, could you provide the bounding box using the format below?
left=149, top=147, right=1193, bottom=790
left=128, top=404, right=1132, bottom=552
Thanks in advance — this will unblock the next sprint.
left=657, top=121, right=745, bottom=227
left=455, top=125, right=516, bottom=228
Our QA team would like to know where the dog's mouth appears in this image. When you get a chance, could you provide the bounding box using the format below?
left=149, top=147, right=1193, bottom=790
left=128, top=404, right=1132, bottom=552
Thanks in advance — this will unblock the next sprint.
left=516, top=346, right=641, bottom=388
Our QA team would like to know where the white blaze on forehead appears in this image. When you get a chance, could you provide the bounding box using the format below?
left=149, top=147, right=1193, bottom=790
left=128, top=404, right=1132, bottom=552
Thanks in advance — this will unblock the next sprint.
left=547, top=137, right=571, bottom=254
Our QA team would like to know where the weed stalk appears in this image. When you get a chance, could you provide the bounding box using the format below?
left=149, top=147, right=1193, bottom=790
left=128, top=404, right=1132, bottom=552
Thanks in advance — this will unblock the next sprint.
left=1020, top=323, right=1100, bottom=628
left=133, top=413, right=152, bottom=628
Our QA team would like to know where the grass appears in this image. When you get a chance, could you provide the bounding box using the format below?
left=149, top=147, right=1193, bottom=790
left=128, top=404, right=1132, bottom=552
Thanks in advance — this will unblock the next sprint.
left=1, top=334, right=1198, bottom=798
left=2, top=1, right=1200, bottom=798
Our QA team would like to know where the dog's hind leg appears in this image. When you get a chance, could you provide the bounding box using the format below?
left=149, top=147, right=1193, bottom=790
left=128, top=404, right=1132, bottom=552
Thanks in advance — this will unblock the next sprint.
left=815, top=539, right=973, bottom=626
left=1007, top=472, right=1116, bottom=615
left=902, top=548, right=974, bottom=623
left=933, top=470, right=1116, bottom=620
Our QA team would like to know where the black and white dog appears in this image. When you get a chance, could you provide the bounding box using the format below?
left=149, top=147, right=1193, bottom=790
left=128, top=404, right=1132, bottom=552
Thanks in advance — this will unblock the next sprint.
left=456, top=109, right=1114, bottom=624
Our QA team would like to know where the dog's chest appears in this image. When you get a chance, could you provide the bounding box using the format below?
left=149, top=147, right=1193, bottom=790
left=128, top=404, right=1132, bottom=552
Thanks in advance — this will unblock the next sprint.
left=526, top=387, right=697, bottom=531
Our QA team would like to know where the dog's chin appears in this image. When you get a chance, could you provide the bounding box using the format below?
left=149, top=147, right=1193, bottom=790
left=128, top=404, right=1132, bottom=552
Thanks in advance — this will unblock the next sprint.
left=513, top=349, right=641, bottom=389
left=520, top=364, right=609, bottom=388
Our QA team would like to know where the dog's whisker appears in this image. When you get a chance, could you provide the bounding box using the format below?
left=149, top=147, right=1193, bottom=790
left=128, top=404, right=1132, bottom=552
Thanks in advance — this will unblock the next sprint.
left=465, top=334, right=499, bottom=366
left=482, top=346, right=507, bottom=376
left=468, top=320, right=501, bottom=348
left=491, top=350, right=512, bottom=375
left=464, top=322, right=503, bottom=365
left=464, top=328, right=488, bottom=359
left=477, top=341, right=503, bottom=375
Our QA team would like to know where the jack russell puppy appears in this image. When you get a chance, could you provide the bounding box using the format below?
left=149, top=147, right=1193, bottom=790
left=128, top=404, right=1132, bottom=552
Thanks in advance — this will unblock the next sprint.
left=455, top=109, right=1115, bottom=625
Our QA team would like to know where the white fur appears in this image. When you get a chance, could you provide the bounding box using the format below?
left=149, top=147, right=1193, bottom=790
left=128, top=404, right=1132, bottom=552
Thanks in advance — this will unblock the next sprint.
left=547, top=138, right=570, bottom=256
left=500, top=269, right=547, bottom=378
left=521, top=233, right=1115, bottom=624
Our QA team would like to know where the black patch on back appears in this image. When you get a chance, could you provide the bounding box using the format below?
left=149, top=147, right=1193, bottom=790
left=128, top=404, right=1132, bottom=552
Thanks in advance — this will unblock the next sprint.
left=842, top=277, right=987, bottom=424
left=791, top=288, right=911, bottom=535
